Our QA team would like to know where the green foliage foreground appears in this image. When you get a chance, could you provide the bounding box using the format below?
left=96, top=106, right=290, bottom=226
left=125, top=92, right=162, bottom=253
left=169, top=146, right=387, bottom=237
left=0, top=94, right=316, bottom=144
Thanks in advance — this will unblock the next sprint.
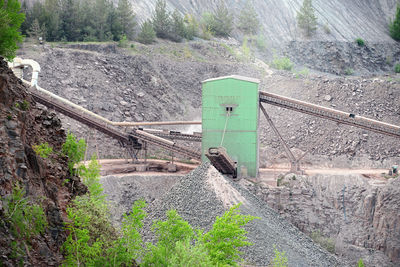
left=61, top=135, right=259, bottom=266
left=0, top=0, right=25, bottom=61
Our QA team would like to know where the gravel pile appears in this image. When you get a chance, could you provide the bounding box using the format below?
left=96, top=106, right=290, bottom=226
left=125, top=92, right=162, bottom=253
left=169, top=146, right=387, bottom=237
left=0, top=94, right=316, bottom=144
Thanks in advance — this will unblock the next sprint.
left=143, top=163, right=343, bottom=266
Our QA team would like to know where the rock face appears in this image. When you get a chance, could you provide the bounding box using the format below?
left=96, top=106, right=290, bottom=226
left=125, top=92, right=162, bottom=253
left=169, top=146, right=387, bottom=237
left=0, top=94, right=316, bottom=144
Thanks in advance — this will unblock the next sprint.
left=244, top=174, right=400, bottom=266
left=0, top=58, right=86, bottom=265
left=128, top=0, right=398, bottom=45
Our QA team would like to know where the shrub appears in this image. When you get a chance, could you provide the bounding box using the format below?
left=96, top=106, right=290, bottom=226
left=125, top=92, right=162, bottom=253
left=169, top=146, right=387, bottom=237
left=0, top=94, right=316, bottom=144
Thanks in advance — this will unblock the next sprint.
left=272, top=56, right=294, bottom=71
left=323, top=23, right=331, bottom=34
left=271, top=246, right=288, bottom=267
left=395, top=63, right=400, bottom=73
left=310, top=230, right=335, bottom=253
left=33, top=142, right=53, bottom=158
left=183, top=14, right=199, bottom=40
left=344, top=68, right=354, bottom=75
left=358, top=258, right=365, bottom=267
left=256, top=34, right=267, bottom=50
left=137, top=20, right=156, bottom=44
left=241, top=36, right=251, bottom=60
left=1, top=184, right=48, bottom=260
left=62, top=132, right=86, bottom=175
left=118, top=34, right=128, bottom=48
left=355, top=38, right=365, bottom=46
left=0, top=0, right=25, bottom=61
left=389, top=4, right=400, bottom=41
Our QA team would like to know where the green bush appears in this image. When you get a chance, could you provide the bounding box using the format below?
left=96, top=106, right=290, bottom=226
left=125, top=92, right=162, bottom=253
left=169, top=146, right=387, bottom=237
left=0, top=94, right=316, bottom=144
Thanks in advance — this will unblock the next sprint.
left=0, top=0, right=25, bottom=61
left=33, top=142, right=53, bottom=158
left=117, top=34, right=128, bottom=48
left=344, top=68, right=354, bottom=75
left=358, top=258, right=365, bottom=267
left=395, top=63, right=400, bottom=73
left=137, top=20, right=156, bottom=44
left=271, top=246, right=288, bottom=267
left=310, top=230, right=335, bottom=253
left=272, top=56, right=294, bottom=71
left=183, top=14, right=199, bottom=40
left=62, top=132, right=86, bottom=175
left=1, top=184, right=48, bottom=260
left=256, top=34, right=267, bottom=50
left=355, top=38, right=365, bottom=46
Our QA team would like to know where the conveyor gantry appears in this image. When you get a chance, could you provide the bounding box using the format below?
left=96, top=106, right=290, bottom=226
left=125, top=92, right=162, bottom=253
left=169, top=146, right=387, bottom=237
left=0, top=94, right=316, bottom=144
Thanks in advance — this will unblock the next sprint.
left=205, top=147, right=237, bottom=177
left=29, top=87, right=201, bottom=160
left=259, top=91, right=400, bottom=139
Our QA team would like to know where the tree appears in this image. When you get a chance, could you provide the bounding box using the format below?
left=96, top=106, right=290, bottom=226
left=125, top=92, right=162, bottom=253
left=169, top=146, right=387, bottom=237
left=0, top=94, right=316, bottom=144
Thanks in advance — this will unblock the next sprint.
left=238, top=1, right=259, bottom=34
left=389, top=4, right=400, bottom=41
left=297, top=0, right=317, bottom=37
left=211, top=1, right=233, bottom=37
left=28, top=19, right=46, bottom=41
left=0, top=0, right=25, bottom=61
left=116, top=0, right=136, bottom=40
left=170, top=9, right=185, bottom=42
left=183, top=14, right=198, bottom=40
left=137, top=20, right=156, bottom=44
left=152, top=0, right=171, bottom=39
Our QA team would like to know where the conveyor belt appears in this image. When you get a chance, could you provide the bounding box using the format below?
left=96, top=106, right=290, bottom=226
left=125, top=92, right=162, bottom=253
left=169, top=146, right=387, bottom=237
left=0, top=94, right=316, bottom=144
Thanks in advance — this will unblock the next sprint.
left=29, top=88, right=201, bottom=160
left=146, top=132, right=202, bottom=142
left=259, top=91, right=400, bottom=138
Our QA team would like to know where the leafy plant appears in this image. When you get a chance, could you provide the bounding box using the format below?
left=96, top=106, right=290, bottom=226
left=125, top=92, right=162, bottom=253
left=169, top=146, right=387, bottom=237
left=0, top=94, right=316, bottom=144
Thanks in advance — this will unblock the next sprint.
left=310, top=230, right=335, bottom=253
left=1, top=184, right=48, bottom=260
left=241, top=36, right=252, bottom=61
left=394, top=63, right=400, bottom=73
left=80, top=154, right=103, bottom=198
left=272, top=56, right=294, bottom=71
left=355, top=38, right=365, bottom=46
left=271, top=246, right=288, bottom=267
left=344, top=68, right=354, bottom=75
left=0, top=0, right=25, bottom=61
left=256, top=34, right=267, bottom=50
left=33, top=142, right=53, bottom=158
left=201, top=203, right=258, bottom=266
left=117, top=34, right=128, bottom=48
left=358, top=258, right=365, bottom=267
left=183, top=14, right=198, bottom=40
left=62, top=132, right=86, bottom=175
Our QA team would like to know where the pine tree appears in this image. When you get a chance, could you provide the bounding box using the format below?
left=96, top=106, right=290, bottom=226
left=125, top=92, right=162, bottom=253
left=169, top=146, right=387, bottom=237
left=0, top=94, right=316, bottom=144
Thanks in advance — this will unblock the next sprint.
left=152, top=0, right=171, bottom=39
left=212, top=1, right=233, bottom=37
left=183, top=14, right=198, bottom=40
left=238, top=1, right=259, bottom=34
left=297, top=0, right=317, bottom=37
left=28, top=19, right=46, bottom=41
left=117, top=0, right=136, bottom=40
left=0, top=0, right=25, bottom=61
left=170, top=9, right=185, bottom=42
left=389, top=4, right=400, bottom=41
left=137, top=20, right=156, bottom=44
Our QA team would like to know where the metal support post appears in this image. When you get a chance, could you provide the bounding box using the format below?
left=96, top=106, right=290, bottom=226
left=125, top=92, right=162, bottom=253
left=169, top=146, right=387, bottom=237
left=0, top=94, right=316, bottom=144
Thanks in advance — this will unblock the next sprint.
left=260, top=103, right=301, bottom=174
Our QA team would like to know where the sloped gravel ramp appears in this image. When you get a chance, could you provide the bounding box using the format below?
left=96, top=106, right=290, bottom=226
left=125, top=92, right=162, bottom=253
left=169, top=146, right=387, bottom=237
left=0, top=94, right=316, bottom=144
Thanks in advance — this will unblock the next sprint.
left=143, top=163, right=343, bottom=266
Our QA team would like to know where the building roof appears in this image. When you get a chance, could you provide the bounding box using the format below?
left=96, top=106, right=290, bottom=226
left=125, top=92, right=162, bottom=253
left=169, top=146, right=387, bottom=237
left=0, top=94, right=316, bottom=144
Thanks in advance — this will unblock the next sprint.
left=202, top=75, right=260, bottom=84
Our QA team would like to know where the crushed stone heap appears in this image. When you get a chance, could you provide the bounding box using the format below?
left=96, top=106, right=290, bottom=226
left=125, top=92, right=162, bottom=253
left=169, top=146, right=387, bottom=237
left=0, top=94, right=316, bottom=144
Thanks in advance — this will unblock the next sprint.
left=143, top=163, right=343, bottom=266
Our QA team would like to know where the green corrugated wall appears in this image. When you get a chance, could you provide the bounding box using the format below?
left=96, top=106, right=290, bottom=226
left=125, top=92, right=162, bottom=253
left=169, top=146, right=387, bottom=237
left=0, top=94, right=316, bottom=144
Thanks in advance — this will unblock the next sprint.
left=201, top=76, right=259, bottom=178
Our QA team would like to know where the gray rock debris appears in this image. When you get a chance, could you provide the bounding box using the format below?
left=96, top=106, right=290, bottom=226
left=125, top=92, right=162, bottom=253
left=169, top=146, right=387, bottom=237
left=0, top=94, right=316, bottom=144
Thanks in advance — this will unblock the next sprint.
left=142, top=163, right=343, bottom=266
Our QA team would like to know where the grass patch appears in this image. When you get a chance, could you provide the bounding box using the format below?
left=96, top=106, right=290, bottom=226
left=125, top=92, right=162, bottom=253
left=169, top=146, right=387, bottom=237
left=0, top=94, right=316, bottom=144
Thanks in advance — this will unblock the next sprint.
left=310, top=230, right=335, bottom=253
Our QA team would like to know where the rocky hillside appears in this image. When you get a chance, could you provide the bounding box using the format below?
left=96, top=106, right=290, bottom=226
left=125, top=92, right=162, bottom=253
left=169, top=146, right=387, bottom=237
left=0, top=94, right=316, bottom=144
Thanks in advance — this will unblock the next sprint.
left=0, top=58, right=86, bottom=265
left=244, top=173, right=400, bottom=266
left=130, top=0, right=398, bottom=44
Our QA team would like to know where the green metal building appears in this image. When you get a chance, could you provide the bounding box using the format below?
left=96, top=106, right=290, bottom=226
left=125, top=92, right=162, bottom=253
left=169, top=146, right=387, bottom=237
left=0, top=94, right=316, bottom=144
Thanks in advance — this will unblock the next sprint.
left=201, top=75, right=260, bottom=178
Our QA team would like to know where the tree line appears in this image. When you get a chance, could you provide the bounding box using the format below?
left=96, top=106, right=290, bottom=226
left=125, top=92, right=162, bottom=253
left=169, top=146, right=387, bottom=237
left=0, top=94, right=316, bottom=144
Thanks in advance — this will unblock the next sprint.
left=20, top=0, right=260, bottom=44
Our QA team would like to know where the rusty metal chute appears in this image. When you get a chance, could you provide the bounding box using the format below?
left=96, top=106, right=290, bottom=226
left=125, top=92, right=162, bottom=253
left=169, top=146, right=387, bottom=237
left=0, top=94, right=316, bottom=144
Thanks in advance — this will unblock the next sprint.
left=205, top=147, right=237, bottom=178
